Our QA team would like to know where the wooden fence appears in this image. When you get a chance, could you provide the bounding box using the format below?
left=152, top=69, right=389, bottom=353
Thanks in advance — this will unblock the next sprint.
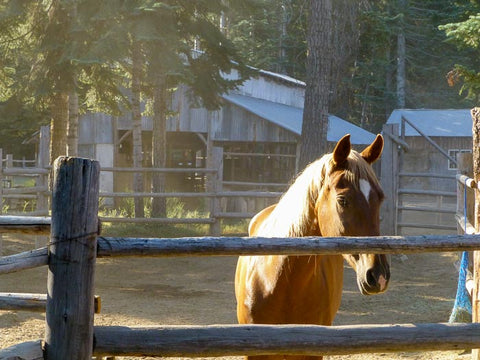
left=2, top=156, right=480, bottom=359
left=0, top=151, right=283, bottom=235
left=381, top=123, right=458, bottom=235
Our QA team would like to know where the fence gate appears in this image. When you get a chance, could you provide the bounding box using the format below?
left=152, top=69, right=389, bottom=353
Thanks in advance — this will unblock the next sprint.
left=381, top=121, right=458, bottom=235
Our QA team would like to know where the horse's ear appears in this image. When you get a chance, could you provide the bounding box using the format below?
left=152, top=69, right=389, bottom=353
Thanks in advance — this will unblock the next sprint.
left=361, top=134, right=384, bottom=164
left=333, top=134, right=351, bottom=165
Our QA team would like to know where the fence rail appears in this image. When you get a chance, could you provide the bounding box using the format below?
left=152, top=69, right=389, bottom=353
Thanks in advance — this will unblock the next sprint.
left=2, top=155, right=480, bottom=359
left=0, top=151, right=284, bottom=233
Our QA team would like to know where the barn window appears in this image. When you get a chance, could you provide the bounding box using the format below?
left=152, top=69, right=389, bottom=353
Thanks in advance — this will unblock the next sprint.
left=448, top=149, right=472, bottom=170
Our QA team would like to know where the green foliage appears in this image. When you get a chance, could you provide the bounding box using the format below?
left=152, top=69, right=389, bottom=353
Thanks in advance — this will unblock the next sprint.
left=440, top=2, right=480, bottom=101
left=0, top=0, right=249, bottom=155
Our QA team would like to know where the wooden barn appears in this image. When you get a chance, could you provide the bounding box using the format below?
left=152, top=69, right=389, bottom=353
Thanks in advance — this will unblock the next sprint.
left=381, top=108, right=472, bottom=235
left=78, top=69, right=377, bottom=202
left=77, top=70, right=378, bottom=215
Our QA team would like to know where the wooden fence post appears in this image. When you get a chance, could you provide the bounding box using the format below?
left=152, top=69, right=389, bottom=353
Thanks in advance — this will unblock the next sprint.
left=380, top=124, right=399, bottom=235
left=0, top=148, right=3, bottom=255
left=471, top=107, right=480, bottom=360
left=44, top=157, right=100, bottom=360
left=208, top=147, right=223, bottom=236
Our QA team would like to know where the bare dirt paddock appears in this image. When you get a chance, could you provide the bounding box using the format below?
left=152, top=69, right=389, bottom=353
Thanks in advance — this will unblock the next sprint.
left=0, top=234, right=472, bottom=360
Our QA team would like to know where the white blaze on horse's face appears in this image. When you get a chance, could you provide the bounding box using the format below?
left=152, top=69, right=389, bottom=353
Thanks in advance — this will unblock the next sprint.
left=359, top=179, right=371, bottom=205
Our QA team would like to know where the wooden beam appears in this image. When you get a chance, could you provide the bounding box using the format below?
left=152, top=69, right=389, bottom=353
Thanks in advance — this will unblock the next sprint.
left=93, top=323, right=480, bottom=357
left=0, top=247, right=48, bottom=274
left=0, top=293, right=101, bottom=313
left=401, top=115, right=457, bottom=165
left=0, top=340, right=44, bottom=360
left=5, top=234, right=480, bottom=274
left=0, top=215, right=51, bottom=234
left=45, top=157, right=100, bottom=360
left=472, top=107, right=480, bottom=360
left=94, top=234, right=480, bottom=258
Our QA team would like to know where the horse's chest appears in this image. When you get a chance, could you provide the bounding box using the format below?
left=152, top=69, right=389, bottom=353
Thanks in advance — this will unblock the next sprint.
left=248, top=255, right=344, bottom=325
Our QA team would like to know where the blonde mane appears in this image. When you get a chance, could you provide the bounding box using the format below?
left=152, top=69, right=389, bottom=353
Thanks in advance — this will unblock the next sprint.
left=256, top=149, right=381, bottom=237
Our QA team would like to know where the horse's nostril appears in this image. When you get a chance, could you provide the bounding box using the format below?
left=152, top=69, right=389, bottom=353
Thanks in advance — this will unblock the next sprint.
left=366, top=269, right=376, bottom=286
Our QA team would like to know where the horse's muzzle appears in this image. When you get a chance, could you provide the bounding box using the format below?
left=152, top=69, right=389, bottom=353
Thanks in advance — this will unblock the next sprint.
left=358, top=265, right=390, bottom=295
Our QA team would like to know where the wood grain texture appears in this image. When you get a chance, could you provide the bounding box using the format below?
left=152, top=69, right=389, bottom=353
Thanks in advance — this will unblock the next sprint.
left=44, top=157, right=100, bottom=360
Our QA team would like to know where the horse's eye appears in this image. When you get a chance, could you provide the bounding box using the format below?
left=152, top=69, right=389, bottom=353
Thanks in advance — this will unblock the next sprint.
left=337, top=195, right=348, bottom=207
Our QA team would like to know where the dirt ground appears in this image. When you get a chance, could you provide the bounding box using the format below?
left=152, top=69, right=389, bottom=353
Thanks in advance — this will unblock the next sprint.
left=0, top=233, right=472, bottom=360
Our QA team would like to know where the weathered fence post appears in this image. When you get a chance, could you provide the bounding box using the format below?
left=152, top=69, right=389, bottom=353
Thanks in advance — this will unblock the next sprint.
left=471, top=107, right=480, bottom=360
left=44, top=157, right=100, bottom=360
left=380, top=123, right=399, bottom=235
left=207, top=146, right=223, bottom=236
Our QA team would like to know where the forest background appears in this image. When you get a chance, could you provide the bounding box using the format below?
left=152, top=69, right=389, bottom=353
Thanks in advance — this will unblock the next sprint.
left=1, top=0, right=480, bottom=161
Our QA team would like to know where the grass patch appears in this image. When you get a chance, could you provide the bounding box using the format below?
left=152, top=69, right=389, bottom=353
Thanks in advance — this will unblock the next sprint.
left=99, top=197, right=249, bottom=238
left=101, top=220, right=248, bottom=238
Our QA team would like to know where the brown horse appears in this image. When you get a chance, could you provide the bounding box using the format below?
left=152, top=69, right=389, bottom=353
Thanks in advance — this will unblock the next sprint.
left=235, top=134, right=390, bottom=360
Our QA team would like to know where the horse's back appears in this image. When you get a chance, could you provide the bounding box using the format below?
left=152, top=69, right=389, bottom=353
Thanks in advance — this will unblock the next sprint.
left=248, top=204, right=276, bottom=236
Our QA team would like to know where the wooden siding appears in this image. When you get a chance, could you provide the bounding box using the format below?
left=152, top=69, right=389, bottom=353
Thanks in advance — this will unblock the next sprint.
left=223, top=69, right=305, bottom=107
left=79, top=113, right=114, bottom=144
left=212, top=103, right=297, bottom=143
left=168, top=85, right=209, bottom=133
left=400, top=136, right=471, bottom=192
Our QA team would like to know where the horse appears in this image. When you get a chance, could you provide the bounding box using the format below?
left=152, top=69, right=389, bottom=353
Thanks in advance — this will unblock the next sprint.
left=234, top=134, right=390, bottom=360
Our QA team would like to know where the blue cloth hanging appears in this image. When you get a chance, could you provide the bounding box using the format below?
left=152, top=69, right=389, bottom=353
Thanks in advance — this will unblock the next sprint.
left=449, top=251, right=472, bottom=323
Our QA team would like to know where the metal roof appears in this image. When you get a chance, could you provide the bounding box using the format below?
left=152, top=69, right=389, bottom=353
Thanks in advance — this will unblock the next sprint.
left=386, top=109, right=472, bottom=137
left=222, top=93, right=376, bottom=145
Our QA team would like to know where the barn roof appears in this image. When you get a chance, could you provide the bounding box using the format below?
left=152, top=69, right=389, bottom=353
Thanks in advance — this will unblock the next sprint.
left=386, top=109, right=472, bottom=137
left=222, top=93, right=376, bottom=145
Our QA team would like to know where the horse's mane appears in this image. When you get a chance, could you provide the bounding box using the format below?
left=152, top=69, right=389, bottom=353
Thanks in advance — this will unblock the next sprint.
left=256, top=149, right=381, bottom=237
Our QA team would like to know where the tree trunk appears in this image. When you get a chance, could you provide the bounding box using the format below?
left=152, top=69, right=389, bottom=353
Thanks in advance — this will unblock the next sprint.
left=49, top=93, right=69, bottom=166
left=131, top=40, right=144, bottom=218
left=298, top=0, right=332, bottom=169
left=67, top=90, right=79, bottom=157
left=396, top=0, right=406, bottom=108
left=151, top=74, right=167, bottom=218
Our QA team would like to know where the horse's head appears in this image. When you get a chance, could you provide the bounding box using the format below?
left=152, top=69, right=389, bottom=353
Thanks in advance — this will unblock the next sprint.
left=315, top=134, right=390, bottom=295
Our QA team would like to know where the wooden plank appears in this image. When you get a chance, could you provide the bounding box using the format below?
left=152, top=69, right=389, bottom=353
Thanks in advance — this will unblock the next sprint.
left=380, top=124, right=398, bottom=235
left=45, top=157, right=100, bottom=360
left=2, top=168, right=49, bottom=175
left=398, top=206, right=455, bottom=214
left=399, top=172, right=456, bottom=179
left=94, top=234, right=480, bottom=258
left=223, top=180, right=287, bottom=188
left=0, top=340, right=44, bottom=360
left=100, top=167, right=217, bottom=173
left=0, top=293, right=101, bottom=313
left=0, top=216, right=50, bottom=234
left=472, top=107, right=480, bottom=360
left=5, top=234, right=480, bottom=273
left=0, top=247, right=48, bottom=274
left=223, top=152, right=296, bottom=158
left=3, top=186, right=48, bottom=194
left=215, top=212, right=255, bottom=219
left=397, top=223, right=457, bottom=231
left=397, top=188, right=456, bottom=197
left=0, top=148, right=3, bottom=255
left=100, top=191, right=216, bottom=198
left=208, top=146, right=223, bottom=235
left=93, top=323, right=480, bottom=357
left=402, top=115, right=457, bottom=165
left=99, top=217, right=215, bottom=224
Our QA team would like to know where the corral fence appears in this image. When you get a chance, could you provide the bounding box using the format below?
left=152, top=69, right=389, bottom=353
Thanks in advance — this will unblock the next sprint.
left=381, top=122, right=458, bottom=236
left=2, top=156, right=480, bottom=358
left=0, top=149, right=283, bottom=236
left=3, top=108, right=480, bottom=359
